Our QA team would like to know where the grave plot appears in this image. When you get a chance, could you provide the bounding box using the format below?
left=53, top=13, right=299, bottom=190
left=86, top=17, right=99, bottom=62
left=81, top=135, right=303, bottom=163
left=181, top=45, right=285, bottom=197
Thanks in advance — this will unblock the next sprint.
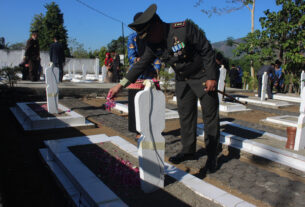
left=234, top=96, right=291, bottom=108
left=10, top=65, right=93, bottom=130
left=171, top=96, right=249, bottom=113
left=262, top=115, right=298, bottom=128
left=197, top=121, right=305, bottom=172
left=10, top=102, right=93, bottom=130
left=40, top=134, right=253, bottom=207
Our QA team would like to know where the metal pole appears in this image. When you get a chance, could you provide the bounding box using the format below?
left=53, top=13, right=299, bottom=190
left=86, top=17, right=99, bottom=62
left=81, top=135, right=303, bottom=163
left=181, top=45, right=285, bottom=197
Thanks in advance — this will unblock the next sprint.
left=122, top=22, right=125, bottom=67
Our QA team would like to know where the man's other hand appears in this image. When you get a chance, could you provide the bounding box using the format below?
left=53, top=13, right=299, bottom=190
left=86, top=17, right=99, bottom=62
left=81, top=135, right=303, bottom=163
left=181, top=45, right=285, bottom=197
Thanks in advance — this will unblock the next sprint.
left=204, top=80, right=217, bottom=92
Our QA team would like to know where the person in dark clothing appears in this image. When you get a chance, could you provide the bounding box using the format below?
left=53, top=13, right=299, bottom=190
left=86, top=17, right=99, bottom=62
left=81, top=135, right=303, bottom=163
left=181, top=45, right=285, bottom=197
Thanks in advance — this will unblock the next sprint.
left=49, top=35, right=66, bottom=82
left=108, top=4, right=220, bottom=173
left=229, top=64, right=239, bottom=88
left=111, top=52, right=120, bottom=82
left=24, top=30, right=40, bottom=81
left=257, top=63, right=275, bottom=99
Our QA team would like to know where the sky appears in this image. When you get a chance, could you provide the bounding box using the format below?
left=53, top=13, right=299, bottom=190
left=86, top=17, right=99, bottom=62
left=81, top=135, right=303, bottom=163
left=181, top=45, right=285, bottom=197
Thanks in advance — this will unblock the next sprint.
left=0, top=0, right=281, bottom=51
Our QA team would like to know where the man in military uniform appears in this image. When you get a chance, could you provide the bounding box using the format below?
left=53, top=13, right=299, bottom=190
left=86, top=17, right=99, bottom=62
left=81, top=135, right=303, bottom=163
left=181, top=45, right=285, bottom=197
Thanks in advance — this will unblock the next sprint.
left=24, top=30, right=40, bottom=81
left=108, top=4, right=219, bottom=173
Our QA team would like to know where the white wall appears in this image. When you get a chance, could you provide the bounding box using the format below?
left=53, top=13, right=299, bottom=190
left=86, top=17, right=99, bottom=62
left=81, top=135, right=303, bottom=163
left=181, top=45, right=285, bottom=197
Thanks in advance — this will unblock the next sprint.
left=0, top=49, right=98, bottom=74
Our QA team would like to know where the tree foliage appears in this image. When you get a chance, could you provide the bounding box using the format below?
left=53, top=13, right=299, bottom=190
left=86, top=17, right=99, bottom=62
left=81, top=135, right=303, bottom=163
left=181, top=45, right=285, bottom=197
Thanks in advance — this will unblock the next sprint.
left=8, top=42, right=26, bottom=50
left=259, top=0, right=305, bottom=74
left=234, top=29, right=275, bottom=69
left=30, top=2, right=70, bottom=56
left=107, top=36, right=128, bottom=54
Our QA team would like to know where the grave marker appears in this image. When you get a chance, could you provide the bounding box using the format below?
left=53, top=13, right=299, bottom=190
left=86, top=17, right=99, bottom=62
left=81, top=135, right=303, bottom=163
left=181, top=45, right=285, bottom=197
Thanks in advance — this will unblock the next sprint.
left=95, top=58, right=99, bottom=79
left=261, top=72, right=268, bottom=101
left=294, top=89, right=305, bottom=150
left=45, top=64, right=59, bottom=114
left=73, top=62, right=76, bottom=78
left=218, top=65, right=227, bottom=103
left=82, top=64, right=86, bottom=80
left=135, top=80, right=165, bottom=193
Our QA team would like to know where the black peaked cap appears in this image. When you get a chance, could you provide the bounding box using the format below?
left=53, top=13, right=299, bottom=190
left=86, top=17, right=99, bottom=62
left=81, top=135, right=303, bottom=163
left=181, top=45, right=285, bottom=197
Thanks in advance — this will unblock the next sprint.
left=128, top=4, right=157, bottom=33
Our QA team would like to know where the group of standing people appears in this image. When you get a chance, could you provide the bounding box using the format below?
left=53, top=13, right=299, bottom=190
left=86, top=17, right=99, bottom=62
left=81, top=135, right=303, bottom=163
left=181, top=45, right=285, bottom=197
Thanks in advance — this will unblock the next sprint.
left=257, top=59, right=284, bottom=99
left=104, top=52, right=121, bottom=83
left=21, top=30, right=66, bottom=82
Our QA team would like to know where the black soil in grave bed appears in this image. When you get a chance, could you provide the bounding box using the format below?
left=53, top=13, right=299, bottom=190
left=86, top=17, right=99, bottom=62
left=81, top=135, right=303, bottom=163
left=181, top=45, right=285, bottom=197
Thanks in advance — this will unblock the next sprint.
left=27, top=103, right=68, bottom=118
left=69, top=142, right=220, bottom=207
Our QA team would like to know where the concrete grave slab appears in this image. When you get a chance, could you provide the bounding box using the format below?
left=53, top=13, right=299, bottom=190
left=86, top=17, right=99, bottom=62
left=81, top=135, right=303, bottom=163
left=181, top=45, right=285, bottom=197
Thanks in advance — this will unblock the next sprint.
left=255, top=94, right=302, bottom=103
left=40, top=134, right=254, bottom=207
left=263, top=115, right=298, bottom=128
left=235, top=96, right=292, bottom=108
left=10, top=101, right=93, bottom=131
left=172, top=96, right=250, bottom=113
left=197, top=122, right=305, bottom=172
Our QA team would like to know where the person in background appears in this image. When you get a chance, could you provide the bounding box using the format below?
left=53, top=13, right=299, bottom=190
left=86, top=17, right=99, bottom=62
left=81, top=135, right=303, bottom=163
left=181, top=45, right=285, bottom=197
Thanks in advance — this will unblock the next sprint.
left=229, top=64, right=239, bottom=88
left=257, top=63, right=275, bottom=99
left=127, top=12, right=161, bottom=141
left=24, top=30, right=40, bottom=81
left=111, top=51, right=120, bottom=83
left=272, top=60, right=284, bottom=93
left=236, top=66, right=243, bottom=89
left=49, top=34, right=66, bottom=82
left=104, top=52, right=113, bottom=82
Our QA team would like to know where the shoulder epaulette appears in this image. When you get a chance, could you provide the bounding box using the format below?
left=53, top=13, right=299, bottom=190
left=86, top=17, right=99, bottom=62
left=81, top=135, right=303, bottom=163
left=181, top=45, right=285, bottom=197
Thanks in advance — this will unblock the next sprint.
left=173, top=21, right=185, bottom=28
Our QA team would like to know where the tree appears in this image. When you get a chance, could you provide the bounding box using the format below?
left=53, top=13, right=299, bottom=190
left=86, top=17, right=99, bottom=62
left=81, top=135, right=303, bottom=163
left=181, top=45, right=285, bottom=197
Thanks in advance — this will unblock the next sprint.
left=68, top=38, right=88, bottom=58
left=30, top=2, right=70, bottom=56
left=107, top=36, right=128, bottom=54
left=195, top=0, right=256, bottom=77
left=8, top=42, right=26, bottom=50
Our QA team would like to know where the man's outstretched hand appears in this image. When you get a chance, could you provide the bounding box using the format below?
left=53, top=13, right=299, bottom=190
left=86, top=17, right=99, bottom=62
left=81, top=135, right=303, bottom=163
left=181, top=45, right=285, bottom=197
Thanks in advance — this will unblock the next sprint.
left=107, top=84, right=123, bottom=99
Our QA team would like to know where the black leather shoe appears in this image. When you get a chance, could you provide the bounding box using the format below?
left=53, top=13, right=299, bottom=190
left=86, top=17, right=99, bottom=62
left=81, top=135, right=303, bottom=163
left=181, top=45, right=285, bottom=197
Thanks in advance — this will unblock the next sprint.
left=169, top=153, right=195, bottom=164
left=205, top=158, right=217, bottom=174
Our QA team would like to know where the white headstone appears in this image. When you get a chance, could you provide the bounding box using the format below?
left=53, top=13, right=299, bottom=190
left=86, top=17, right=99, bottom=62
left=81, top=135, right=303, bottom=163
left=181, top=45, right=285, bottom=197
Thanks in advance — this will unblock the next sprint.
left=261, top=72, right=268, bottom=101
left=135, top=80, right=165, bottom=193
left=301, top=71, right=305, bottom=95
left=73, top=62, right=76, bottom=78
left=45, top=64, right=59, bottom=114
left=68, top=62, right=72, bottom=79
left=218, top=65, right=227, bottom=103
left=101, top=65, right=107, bottom=82
left=95, top=58, right=99, bottom=79
left=294, top=89, right=305, bottom=150
left=82, top=64, right=86, bottom=80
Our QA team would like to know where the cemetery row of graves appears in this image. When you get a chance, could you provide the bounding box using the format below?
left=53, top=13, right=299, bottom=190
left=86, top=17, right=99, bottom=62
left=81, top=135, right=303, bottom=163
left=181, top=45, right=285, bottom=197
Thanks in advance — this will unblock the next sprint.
left=0, top=62, right=304, bottom=206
